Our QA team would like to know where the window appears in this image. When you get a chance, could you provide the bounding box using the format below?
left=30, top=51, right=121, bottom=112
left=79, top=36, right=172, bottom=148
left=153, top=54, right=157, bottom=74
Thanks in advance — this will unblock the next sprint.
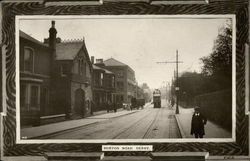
left=30, top=86, right=39, bottom=107
left=20, top=84, right=26, bottom=107
left=117, top=71, right=123, bottom=78
left=78, top=59, right=81, bottom=75
left=24, top=48, right=34, bottom=72
left=112, top=76, right=115, bottom=88
left=117, top=81, right=124, bottom=90
left=81, top=60, right=84, bottom=75
left=84, top=62, right=87, bottom=76
left=61, top=64, right=67, bottom=76
left=94, top=73, right=99, bottom=86
left=100, top=73, right=104, bottom=86
left=42, top=87, right=49, bottom=105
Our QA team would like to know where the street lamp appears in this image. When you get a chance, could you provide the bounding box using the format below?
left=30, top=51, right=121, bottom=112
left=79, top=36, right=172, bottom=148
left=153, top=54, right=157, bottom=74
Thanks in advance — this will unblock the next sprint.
left=156, top=50, right=182, bottom=114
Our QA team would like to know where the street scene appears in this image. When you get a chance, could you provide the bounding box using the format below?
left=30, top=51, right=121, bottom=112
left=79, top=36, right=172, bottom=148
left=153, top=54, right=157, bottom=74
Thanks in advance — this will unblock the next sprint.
left=19, top=17, right=233, bottom=140
left=23, top=100, right=181, bottom=139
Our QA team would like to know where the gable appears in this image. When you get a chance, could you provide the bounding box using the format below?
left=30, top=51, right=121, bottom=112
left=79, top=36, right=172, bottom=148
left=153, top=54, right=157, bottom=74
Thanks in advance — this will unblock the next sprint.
left=56, top=42, right=83, bottom=60
left=56, top=41, right=93, bottom=71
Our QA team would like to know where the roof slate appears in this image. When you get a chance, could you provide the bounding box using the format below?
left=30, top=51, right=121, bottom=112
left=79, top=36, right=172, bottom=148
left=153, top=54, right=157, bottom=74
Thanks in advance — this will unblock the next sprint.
left=93, top=64, right=114, bottom=74
left=20, top=30, right=49, bottom=48
left=93, top=64, right=104, bottom=70
left=103, top=68, right=114, bottom=74
left=103, top=58, right=127, bottom=67
left=55, top=42, right=83, bottom=60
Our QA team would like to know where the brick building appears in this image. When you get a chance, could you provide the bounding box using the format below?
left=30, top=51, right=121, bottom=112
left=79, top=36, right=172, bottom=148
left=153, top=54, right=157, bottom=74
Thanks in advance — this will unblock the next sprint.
left=19, top=31, right=53, bottom=126
left=46, top=21, right=93, bottom=119
left=103, top=58, right=136, bottom=104
left=92, top=58, right=116, bottom=111
left=19, top=21, right=93, bottom=126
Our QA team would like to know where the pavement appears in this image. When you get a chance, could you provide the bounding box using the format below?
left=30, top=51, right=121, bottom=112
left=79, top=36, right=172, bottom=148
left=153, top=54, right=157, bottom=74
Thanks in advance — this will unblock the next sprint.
left=174, top=105, right=232, bottom=138
left=21, top=108, right=143, bottom=139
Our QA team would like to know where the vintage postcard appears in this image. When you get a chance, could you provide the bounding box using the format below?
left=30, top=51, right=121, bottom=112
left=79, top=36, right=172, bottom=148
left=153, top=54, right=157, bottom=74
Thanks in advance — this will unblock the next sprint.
left=16, top=15, right=236, bottom=144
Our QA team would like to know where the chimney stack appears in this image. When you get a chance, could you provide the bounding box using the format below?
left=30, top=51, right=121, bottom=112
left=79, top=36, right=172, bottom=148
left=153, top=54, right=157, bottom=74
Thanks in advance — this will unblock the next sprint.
left=95, top=59, right=105, bottom=68
left=91, top=56, right=94, bottom=64
left=49, top=20, right=57, bottom=53
left=96, top=59, right=103, bottom=64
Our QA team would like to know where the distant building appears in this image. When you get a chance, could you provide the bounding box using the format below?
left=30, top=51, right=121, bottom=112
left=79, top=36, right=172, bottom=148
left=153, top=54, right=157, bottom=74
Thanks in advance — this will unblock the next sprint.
left=103, top=58, right=136, bottom=104
left=136, top=85, right=144, bottom=99
left=92, top=58, right=116, bottom=111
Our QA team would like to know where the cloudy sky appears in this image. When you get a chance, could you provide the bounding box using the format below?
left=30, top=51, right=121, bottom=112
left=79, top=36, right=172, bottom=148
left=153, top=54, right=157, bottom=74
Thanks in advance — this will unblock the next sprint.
left=19, top=16, right=230, bottom=89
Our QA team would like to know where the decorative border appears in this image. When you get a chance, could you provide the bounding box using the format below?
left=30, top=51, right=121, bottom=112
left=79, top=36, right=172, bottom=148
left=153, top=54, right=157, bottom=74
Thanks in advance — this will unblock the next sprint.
left=1, top=0, right=249, bottom=156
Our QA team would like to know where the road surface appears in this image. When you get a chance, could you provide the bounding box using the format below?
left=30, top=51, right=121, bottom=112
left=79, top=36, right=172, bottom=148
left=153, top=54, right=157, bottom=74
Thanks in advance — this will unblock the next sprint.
left=41, top=100, right=181, bottom=139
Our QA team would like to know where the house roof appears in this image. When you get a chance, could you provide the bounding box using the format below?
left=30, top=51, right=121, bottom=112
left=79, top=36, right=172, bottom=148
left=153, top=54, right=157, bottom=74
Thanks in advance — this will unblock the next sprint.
left=93, top=64, right=105, bottom=71
left=93, top=64, right=114, bottom=74
left=19, top=30, right=49, bottom=48
left=104, top=58, right=135, bottom=73
left=103, top=58, right=127, bottom=67
left=56, top=40, right=93, bottom=71
left=103, top=68, right=114, bottom=74
left=55, top=42, right=83, bottom=60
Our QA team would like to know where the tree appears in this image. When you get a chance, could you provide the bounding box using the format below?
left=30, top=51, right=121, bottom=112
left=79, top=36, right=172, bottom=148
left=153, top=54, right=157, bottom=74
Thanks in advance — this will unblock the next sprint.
left=200, top=21, right=232, bottom=90
left=140, top=83, right=152, bottom=102
left=170, top=22, right=232, bottom=107
left=177, top=72, right=202, bottom=107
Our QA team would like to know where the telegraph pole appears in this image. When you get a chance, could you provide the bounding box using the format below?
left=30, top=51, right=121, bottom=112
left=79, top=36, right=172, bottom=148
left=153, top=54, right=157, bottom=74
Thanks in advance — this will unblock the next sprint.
left=157, top=50, right=182, bottom=114
left=176, top=50, right=179, bottom=114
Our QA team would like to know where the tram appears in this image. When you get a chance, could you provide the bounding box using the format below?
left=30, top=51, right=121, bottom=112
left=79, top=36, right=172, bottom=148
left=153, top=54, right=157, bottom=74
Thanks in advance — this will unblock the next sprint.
left=153, top=89, right=161, bottom=108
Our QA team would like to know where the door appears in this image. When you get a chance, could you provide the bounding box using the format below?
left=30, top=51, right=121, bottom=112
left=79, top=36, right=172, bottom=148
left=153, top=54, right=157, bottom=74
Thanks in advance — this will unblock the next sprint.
left=40, top=87, right=48, bottom=116
left=74, top=88, right=85, bottom=117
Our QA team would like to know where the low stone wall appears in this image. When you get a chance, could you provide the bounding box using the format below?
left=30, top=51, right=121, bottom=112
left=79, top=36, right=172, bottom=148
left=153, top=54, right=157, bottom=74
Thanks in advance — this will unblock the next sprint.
left=40, top=114, right=66, bottom=125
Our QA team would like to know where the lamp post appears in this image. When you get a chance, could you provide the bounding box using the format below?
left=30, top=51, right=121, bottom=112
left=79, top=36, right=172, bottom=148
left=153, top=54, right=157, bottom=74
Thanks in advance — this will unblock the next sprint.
left=175, top=50, right=179, bottom=114
left=157, top=50, right=182, bottom=114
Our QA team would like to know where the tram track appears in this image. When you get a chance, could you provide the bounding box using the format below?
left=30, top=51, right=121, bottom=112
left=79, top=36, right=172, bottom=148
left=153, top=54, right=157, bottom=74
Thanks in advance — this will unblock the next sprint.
left=112, top=107, right=163, bottom=139
left=37, top=108, right=153, bottom=139
left=112, top=109, right=154, bottom=139
left=35, top=111, right=140, bottom=139
left=142, top=107, right=162, bottom=139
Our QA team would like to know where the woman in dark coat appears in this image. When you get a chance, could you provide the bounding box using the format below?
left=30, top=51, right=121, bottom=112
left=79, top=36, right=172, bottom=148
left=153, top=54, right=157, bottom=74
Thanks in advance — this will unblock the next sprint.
left=191, top=107, right=207, bottom=138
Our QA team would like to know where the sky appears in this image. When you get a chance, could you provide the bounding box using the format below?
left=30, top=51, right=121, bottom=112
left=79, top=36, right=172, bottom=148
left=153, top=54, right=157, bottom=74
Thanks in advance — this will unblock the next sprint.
left=19, top=16, right=230, bottom=89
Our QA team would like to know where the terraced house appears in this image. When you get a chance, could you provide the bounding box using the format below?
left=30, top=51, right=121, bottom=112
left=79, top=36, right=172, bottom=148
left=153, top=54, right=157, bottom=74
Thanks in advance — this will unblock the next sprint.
left=103, top=58, right=137, bottom=104
left=92, top=58, right=116, bottom=112
left=19, top=30, right=52, bottom=126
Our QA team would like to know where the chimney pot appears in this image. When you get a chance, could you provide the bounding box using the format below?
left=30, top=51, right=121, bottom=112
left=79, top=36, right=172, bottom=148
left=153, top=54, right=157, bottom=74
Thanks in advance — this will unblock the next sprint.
left=52, top=20, right=55, bottom=28
left=49, top=20, right=57, bottom=52
left=96, top=59, right=103, bottom=64
left=91, top=56, right=94, bottom=64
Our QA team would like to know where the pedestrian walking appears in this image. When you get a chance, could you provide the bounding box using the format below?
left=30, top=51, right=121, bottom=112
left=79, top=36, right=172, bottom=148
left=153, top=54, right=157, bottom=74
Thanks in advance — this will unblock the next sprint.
left=113, top=102, right=117, bottom=113
left=90, top=100, right=94, bottom=115
left=191, top=106, right=207, bottom=138
left=171, top=99, right=175, bottom=109
left=113, top=98, right=117, bottom=113
left=106, top=101, right=110, bottom=113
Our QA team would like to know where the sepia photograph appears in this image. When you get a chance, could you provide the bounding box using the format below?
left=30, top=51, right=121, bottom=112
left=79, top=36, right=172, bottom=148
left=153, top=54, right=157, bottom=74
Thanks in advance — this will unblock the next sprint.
left=16, top=15, right=235, bottom=142
left=1, top=1, right=249, bottom=160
